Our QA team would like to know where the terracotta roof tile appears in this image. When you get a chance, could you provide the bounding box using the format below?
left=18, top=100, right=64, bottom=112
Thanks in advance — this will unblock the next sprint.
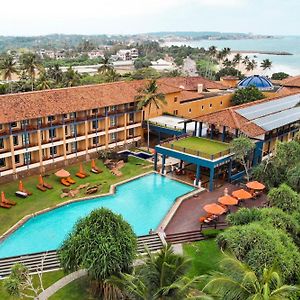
left=281, top=75, right=300, bottom=88
left=0, top=80, right=181, bottom=124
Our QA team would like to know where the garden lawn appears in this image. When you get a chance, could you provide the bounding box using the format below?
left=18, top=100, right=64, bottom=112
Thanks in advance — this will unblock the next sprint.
left=172, top=137, right=229, bottom=155
left=0, top=270, right=65, bottom=299
left=0, top=157, right=152, bottom=236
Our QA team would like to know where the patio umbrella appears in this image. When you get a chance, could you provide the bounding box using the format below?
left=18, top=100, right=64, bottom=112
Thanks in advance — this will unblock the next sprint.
left=79, top=163, right=84, bottom=174
left=55, top=169, right=70, bottom=178
left=218, top=195, right=238, bottom=206
left=91, top=159, right=96, bottom=169
left=246, top=181, right=265, bottom=191
left=232, top=189, right=252, bottom=200
left=203, top=203, right=226, bottom=215
left=19, top=180, right=24, bottom=192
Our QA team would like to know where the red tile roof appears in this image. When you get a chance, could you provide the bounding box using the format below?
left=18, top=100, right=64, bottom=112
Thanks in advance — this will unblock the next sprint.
left=0, top=80, right=181, bottom=124
left=178, top=90, right=204, bottom=102
left=158, top=76, right=226, bottom=91
left=281, top=76, right=300, bottom=88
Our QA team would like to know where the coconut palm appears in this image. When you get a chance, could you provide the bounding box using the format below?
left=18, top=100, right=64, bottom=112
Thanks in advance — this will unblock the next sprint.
left=62, top=67, right=81, bottom=87
left=261, top=59, right=273, bottom=73
left=135, top=80, right=166, bottom=151
left=0, top=54, right=18, bottom=92
left=221, top=47, right=231, bottom=60
left=222, top=58, right=232, bottom=68
left=108, top=244, right=207, bottom=300
left=47, top=64, right=63, bottom=85
left=19, top=52, right=42, bottom=91
left=233, top=53, right=242, bottom=72
left=103, top=69, right=120, bottom=83
left=242, top=55, right=250, bottom=67
left=245, top=59, right=257, bottom=72
left=203, top=255, right=299, bottom=300
left=98, top=56, right=113, bottom=74
left=206, top=46, right=217, bottom=79
left=36, top=70, right=52, bottom=90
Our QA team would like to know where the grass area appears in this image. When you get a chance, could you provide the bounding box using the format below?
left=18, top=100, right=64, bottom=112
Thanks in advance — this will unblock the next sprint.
left=171, top=137, right=229, bottom=155
left=183, top=239, right=224, bottom=278
left=0, top=270, right=65, bottom=299
left=0, top=156, right=152, bottom=236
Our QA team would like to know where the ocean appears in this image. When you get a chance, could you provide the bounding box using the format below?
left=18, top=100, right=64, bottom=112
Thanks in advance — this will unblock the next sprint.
left=163, top=36, right=300, bottom=75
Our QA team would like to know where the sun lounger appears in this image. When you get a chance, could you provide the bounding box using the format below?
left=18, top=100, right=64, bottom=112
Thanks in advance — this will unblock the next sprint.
left=23, top=189, right=32, bottom=196
left=76, top=172, right=86, bottom=179
left=37, top=184, right=47, bottom=192
left=2, top=198, right=16, bottom=206
left=43, top=182, right=53, bottom=189
left=15, top=191, right=28, bottom=198
left=0, top=202, right=11, bottom=209
left=66, top=177, right=75, bottom=184
left=61, top=178, right=71, bottom=186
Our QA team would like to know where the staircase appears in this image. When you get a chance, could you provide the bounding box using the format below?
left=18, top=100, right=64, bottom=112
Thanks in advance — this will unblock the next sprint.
left=0, top=234, right=164, bottom=278
left=166, top=230, right=205, bottom=244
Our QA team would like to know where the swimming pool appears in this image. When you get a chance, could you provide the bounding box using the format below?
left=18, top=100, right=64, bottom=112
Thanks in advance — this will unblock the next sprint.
left=0, top=173, right=194, bottom=259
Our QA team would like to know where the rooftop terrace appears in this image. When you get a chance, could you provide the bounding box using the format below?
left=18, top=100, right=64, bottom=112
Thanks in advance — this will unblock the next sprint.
left=161, top=136, right=232, bottom=160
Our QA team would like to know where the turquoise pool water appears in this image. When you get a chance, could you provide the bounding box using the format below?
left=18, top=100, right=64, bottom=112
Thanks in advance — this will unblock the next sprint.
left=0, top=173, right=194, bottom=259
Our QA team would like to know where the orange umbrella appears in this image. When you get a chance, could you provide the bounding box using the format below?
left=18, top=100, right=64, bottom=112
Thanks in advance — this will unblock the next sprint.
left=55, top=169, right=70, bottom=178
left=91, top=159, right=96, bottom=169
left=38, top=175, right=44, bottom=185
left=246, top=181, right=265, bottom=191
left=232, top=189, right=252, bottom=200
left=218, top=195, right=238, bottom=206
left=19, top=180, right=24, bottom=192
left=203, top=203, right=226, bottom=215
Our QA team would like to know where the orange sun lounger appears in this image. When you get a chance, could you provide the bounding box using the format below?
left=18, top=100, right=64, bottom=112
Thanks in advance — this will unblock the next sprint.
left=0, top=202, right=11, bottom=209
left=1, top=191, right=16, bottom=206
left=76, top=163, right=87, bottom=178
left=61, top=178, right=71, bottom=186
left=66, top=177, right=76, bottom=184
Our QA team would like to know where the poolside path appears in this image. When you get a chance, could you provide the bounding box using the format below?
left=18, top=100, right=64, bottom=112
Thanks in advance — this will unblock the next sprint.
left=165, top=183, right=267, bottom=234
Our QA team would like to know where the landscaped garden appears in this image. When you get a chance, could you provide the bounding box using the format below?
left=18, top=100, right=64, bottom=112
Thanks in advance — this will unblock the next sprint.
left=0, top=156, right=152, bottom=236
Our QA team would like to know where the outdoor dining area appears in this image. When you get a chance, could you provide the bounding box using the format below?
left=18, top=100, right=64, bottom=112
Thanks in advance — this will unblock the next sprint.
left=199, top=181, right=266, bottom=230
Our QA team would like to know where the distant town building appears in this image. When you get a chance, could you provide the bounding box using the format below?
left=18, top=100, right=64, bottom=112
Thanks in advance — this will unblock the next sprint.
left=116, top=48, right=138, bottom=61
left=151, top=59, right=176, bottom=71
left=87, top=50, right=105, bottom=59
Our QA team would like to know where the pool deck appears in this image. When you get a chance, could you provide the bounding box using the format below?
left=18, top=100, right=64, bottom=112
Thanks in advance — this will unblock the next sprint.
left=165, top=183, right=267, bottom=234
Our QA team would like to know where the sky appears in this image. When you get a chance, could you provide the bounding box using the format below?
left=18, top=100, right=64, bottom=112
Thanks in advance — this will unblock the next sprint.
left=1, top=0, right=299, bottom=36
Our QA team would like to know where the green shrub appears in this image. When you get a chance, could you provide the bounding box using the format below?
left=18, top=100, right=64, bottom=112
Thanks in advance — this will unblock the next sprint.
left=217, top=223, right=300, bottom=283
left=231, top=86, right=265, bottom=106
left=202, top=229, right=223, bottom=238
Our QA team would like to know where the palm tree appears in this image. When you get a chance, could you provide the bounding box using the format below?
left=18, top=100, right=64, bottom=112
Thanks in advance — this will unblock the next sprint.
left=242, top=55, right=250, bottom=67
left=19, top=52, right=42, bottom=91
left=233, top=53, right=242, bottom=73
left=245, top=59, right=257, bottom=73
left=221, top=47, right=231, bottom=60
left=47, top=64, right=63, bottom=85
left=62, top=67, right=81, bottom=87
left=108, top=244, right=206, bottom=299
left=206, top=46, right=217, bottom=79
left=98, top=56, right=113, bottom=74
left=0, top=54, right=18, bottom=92
left=103, top=69, right=120, bottom=83
left=203, top=255, right=299, bottom=300
left=222, top=58, right=232, bottom=68
left=261, top=59, right=273, bottom=73
left=135, top=80, right=166, bottom=151
left=36, top=70, right=52, bottom=90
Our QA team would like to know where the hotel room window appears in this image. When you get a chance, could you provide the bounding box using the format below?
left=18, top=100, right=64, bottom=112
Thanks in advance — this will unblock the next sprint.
left=174, top=97, right=178, bottom=102
left=92, top=120, right=98, bottom=129
left=0, top=158, right=5, bottom=167
left=22, top=133, right=30, bottom=145
left=93, top=136, right=99, bottom=145
left=129, top=112, right=134, bottom=123
left=11, top=122, right=17, bottom=128
left=49, top=128, right=56, bottom=138
left=110, top=116, right=117, bottom=127
left=70, top=112, right=77, bottom=119
left=24, top=153, right=31, bottom=164
left=128, top=128, right=134, bottom=137
left=70, top=124, right=76, bottom=136
left=0, top=138, right=4, bottom=149
left=111, top=132, right=117, bottom=142
left=15, top=154, right=20, bottom=164
left=50, top=146, right=57, bottom=156
left=63, top=114, right=68, bottom=119
left=13, top=136, right=19, bottom=146
left=0, top=124, right=3, bottom=130
left=111, top=105, right=116, bottom=111
left=37, top=118, right=42, bottom=127
left=48, top=116, right=55, bottom=122
left=92, top=108, right=98, bottom=114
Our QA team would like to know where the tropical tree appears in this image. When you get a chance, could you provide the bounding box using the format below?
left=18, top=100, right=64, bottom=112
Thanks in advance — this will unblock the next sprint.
left=242, top=55, right=250, bottom=67
left=230, top=136, right=255, bottom=181
left=203, top=255, right=299, bottom=300
left=103, top=69, right=120, bottom=82
left=47, top=64, right=63, bottom=85
left=231, top=86, right=265, bottom=105
left=261, top=59, right=272, bottom=73
left=59, top=208, right=137, bottom=299
left=233, top=53, right=242, bottom=74
left=62, top=66, right=81, bottom=87
left=109, top=244, right=205, bottom=299
left=0, top=54, right=18, bottom=92
left=222, top=58, right=232, bottom=68
left=98, top=56, right=113, bottom=74
left=136, top=80, right=166, bottom=151
left=271, top=72, right=289, bottom=80
left=287, top=163, right=300, bottom=193
left=245, top=59, right=257, bottom=72
left=19, top=52, right=42, bottom=91
left=36, top=70, right=52, bottom=90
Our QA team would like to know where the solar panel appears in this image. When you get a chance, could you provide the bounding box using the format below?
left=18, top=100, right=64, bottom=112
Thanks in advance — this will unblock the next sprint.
left=236, top=94, right=300, bottom=120
left=252, top=107, right=300, bottom=131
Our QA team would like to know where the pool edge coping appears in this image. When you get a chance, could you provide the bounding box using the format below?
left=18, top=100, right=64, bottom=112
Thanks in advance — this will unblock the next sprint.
left=0, top=170, right=155, bottom=243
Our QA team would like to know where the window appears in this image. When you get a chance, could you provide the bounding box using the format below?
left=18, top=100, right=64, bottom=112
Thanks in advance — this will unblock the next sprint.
left=0, top=158, right=5, bottom=167
left=48, top=116, right=55, bottom=122
left=0, top=138, right=3, bottom=149
left=49, top=128, right=56, bottom=138
left=110, top=132, right=117, bottom=142
left=37, top=118, right=42, bottom=127
left=220, top=101, right=223, bottom=105
left=92, top=120, right=98, bottom=129
left=174, top=97, right=178, bottom=102
left=70, top=112, right=77, bottom=119
left=128, top=128, right=134, bottom=137
left=0, top=124, right=3, bottom=130
left=24, top=153, right=31, bottom=164
left=93, top=136, right=99, bottom=145
left=201, top=105, right=204, bottom=110
left=13, top=136, right=19, bottom=146
left=50, top=146, right=57, bottom=156
left=71, top=142, right=77, bottom=152
left=63, top=114, right=68, bottom=119
left=129, top=113, right=134, bottom=123
left=21, top=120, right=29, bottom=128
left=11, top=122, right=17, bottom=128
left=22, top=133, right=30, bottom=145
left=65, top=126, right=68, bottom=136
left=110, top=116, right=117, bottom=127
left=173, top=110, right=178, bottom=115
left=188, top=108, right=192, bottom=113
left=70, top=124, right=76, bottom=136
left=15, top=154, right=20, bottom=164
left=209, top=103, right=212, bottom=108
left=92, top=108, right=98, bottom=114
left=111, top=105, right=116, bottom=111
left=66, top=143, right=69, bottom=151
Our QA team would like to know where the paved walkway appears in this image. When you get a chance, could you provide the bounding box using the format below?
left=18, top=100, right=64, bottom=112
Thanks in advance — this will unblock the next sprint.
left=165, top=183, right=266, bottom=234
